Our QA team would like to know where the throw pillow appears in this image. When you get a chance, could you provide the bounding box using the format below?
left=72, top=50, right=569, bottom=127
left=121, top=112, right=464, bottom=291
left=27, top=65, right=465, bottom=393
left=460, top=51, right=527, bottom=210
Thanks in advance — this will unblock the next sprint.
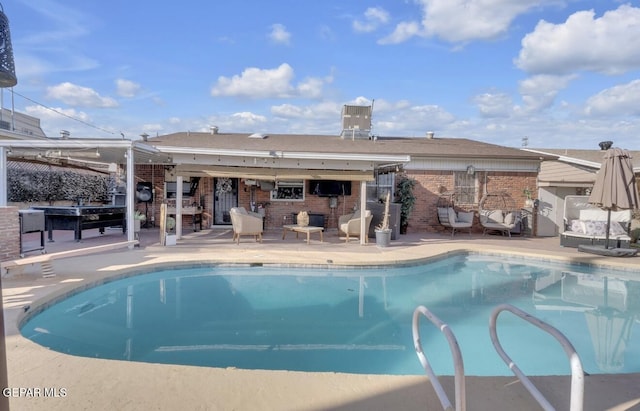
left=609, top=221, right=627, bottom=236
left=448, top=208, right=458, bottom=223
left=488, top=210, right=504, bottom=224
left=583, top=220, right=607, bottom=236
left=569, top=219, right=583, bottom=233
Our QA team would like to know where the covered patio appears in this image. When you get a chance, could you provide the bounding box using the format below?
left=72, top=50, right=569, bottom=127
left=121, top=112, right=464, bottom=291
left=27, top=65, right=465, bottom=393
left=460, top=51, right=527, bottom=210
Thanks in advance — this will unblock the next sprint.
left=0, top=136, right=410, bottom=247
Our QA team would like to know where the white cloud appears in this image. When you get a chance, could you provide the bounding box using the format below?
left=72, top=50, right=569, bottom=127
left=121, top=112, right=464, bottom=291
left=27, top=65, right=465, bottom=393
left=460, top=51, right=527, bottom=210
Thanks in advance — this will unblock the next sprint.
left=584, top=79, right=640, bottom=117
left=19, top=1, right=92, bottom=45
left=517, top=74, right=575, bottom=114
left=271, top=101, right=341, bottom=120
left=378, top=22, right=422, bottom=45
left=473, top=92, right=513, bottom=118
left=353, top=7, right=390, bottom=33
left=24, top=104, right=90, bottom=122
left=380, top=0, right=548, bottom=44
left=516, top=5, right=640, bottom=75
left=116, top=79, right=142, bottom=98
left=46, top=82, right=118, bottom=108
left=211, top=63, right=328, bottom=99
left=296, top=78, right=324, bottom=99
left=269, top=24, right=291, bottom=45
left=141, top=124, right=164, bottom=133
left=231, top=112, right=268, bottom=126
left=16, top=2, right=99, bottom=78
left=211, top=64, right=295, bottom=98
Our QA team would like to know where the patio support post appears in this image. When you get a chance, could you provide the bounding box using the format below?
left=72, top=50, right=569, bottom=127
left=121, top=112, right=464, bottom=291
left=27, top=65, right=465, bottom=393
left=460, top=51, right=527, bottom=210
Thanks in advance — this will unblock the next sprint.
left=126, top=145, right=135, bottom=247
left=0, top=146, right=6, bottom=206
left=176, top=175, right=183, bottom=239
left=360, top=180, right=367, bottom=245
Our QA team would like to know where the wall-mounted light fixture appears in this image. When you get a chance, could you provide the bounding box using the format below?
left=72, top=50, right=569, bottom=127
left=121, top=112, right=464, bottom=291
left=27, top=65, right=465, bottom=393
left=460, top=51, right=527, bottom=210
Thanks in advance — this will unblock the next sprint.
left=466, top=165, right=476, bottom=176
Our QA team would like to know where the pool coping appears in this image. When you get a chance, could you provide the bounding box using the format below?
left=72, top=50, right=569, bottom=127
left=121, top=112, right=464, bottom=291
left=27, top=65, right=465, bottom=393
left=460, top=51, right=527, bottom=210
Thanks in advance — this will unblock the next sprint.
left=4, top=231, right=640, bottom=411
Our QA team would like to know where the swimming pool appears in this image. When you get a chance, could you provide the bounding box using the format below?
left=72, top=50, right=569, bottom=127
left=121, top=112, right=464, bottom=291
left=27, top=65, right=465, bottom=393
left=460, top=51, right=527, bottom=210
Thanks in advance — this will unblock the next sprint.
left=20, top=253, right=640, bottom=376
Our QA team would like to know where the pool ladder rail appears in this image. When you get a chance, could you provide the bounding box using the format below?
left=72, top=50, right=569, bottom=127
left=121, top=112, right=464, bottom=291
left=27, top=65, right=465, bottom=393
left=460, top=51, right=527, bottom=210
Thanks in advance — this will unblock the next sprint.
left=412, top=303, right=585, bottom=411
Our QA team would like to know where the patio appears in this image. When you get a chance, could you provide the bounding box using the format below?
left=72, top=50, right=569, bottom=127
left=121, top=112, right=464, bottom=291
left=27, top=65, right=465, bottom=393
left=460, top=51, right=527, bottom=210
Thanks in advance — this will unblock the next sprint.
left=3, top=227, right=640, bottom=411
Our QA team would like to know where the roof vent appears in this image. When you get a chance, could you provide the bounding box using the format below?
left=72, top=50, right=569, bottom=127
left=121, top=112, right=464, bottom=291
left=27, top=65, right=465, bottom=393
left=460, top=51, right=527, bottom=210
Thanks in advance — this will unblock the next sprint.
left=426, top=131, right=434, bottom=139
left=60, top=130, right=70, bottom=139
left=249, top=133, right=268, bottom=139
left=210, top=126, right=219, bottom=135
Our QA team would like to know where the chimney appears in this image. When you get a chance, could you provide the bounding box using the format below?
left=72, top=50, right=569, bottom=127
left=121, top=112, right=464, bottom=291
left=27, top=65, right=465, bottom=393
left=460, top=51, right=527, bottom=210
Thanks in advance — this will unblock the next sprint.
left=140, top=132, right=149, bottom=142
left=210, top=126, right=219, bottom=135
left=426, top=131, right=434, bottom=139
left=60, top=130, right=70, bottom=139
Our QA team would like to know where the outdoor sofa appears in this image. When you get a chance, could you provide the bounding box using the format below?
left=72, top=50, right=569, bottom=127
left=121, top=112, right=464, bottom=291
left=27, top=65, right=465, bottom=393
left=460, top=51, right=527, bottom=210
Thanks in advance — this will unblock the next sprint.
left=560, top=196, right=633, bottom=248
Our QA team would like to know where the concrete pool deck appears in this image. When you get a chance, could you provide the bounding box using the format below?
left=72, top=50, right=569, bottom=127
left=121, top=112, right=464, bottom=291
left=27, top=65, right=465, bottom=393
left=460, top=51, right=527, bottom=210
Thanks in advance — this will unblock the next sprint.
left=3, top=227, right=640, bottom=411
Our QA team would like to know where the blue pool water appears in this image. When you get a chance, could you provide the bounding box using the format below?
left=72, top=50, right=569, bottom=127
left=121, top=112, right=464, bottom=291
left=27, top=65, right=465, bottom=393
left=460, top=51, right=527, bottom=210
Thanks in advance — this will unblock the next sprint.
left=20, top=254, right=640, bottom=376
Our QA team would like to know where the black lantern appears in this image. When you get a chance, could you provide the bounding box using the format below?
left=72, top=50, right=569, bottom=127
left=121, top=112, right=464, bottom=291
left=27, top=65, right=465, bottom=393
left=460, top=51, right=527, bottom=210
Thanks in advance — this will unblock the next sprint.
left=598, top=141, right=613, bottom=151
left=0, top=3, right=16, bottom=88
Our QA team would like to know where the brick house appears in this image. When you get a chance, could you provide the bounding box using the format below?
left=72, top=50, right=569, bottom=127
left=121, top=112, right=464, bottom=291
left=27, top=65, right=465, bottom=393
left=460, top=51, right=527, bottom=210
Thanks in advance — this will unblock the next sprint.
left=1, top=107, right=556, bottom=253
left=142, top=128, right=553, bottom=236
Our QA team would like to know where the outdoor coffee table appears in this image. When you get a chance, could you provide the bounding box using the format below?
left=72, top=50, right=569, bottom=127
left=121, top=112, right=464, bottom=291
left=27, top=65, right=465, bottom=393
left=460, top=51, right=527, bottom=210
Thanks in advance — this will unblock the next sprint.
left=282, top=224, right=324, bottom=244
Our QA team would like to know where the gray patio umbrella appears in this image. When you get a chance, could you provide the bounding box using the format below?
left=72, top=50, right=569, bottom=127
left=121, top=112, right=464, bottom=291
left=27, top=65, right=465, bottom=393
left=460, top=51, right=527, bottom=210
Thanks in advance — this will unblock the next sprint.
left=588, top=147, right=640, bottom=249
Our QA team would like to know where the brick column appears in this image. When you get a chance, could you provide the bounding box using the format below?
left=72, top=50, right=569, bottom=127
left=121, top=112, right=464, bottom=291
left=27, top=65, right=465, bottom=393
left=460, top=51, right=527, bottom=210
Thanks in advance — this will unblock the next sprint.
left=0, top=207, right=19, bottom=262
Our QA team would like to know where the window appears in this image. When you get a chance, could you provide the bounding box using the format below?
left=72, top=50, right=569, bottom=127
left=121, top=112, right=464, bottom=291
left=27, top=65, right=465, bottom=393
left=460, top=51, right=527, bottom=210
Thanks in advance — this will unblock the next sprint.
left=367, top=172, right=395, bottom=202
left=271, top=180, right=305, bottom=201
left=454, top=172, right=477, bottom=204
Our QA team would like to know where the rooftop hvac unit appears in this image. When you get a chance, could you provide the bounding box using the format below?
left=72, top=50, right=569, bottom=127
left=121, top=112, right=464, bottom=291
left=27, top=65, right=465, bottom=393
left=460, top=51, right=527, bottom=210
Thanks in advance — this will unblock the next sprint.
left=341, top=105, right=372, bottom=139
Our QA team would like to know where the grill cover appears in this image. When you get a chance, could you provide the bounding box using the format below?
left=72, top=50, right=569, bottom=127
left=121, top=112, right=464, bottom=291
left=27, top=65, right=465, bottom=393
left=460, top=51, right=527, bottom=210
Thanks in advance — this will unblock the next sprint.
left=19, top=209, right=45, bottom=233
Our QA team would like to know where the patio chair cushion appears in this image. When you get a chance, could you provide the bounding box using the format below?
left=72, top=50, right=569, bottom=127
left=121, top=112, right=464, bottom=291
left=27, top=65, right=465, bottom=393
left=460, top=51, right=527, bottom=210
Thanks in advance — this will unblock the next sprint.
left=504, top=212, right=515, bottom=225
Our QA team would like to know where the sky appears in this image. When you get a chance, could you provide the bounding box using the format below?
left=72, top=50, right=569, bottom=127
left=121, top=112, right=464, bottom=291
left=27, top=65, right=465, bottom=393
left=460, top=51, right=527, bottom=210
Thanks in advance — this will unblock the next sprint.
left=4, top=0, right=640, bottom=149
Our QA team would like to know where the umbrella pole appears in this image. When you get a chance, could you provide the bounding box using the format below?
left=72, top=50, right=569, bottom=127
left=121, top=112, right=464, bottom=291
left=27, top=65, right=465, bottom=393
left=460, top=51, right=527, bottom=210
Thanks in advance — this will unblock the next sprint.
left=605, top=209, right=612, bottom=249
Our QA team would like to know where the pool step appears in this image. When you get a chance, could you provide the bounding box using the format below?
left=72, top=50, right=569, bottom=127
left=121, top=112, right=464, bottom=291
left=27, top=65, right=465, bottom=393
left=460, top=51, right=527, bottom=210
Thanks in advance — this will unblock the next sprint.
left=41, top=260, right=55, bottom=278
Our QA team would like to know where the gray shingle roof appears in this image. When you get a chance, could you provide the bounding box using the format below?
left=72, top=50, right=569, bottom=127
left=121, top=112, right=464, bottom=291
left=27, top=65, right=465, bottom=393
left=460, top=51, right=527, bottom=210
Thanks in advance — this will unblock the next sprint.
left=149, top=132, right=554, bottom=161
left=532, top=148, right=640, bottom=168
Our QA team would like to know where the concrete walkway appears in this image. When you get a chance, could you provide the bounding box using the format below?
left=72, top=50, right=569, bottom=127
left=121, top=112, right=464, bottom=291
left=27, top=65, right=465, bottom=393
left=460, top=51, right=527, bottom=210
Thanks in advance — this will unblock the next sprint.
left=3, top=227, right=640, bottom=411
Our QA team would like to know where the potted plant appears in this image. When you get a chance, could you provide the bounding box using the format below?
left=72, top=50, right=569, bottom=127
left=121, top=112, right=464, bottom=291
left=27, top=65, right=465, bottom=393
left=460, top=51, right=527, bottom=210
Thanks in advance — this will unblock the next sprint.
left=523, top=188, right=534, bottom=207
left=375, top=192, right=392, bottom=247
left=396, top=176, right=416, bottom=234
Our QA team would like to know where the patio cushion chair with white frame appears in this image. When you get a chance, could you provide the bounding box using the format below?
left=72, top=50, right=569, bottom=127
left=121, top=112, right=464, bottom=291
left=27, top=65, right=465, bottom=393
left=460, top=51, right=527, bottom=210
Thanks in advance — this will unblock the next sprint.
left=338, top=209, right=373, bottom=243
left=229, top=207, right=263, bottom=244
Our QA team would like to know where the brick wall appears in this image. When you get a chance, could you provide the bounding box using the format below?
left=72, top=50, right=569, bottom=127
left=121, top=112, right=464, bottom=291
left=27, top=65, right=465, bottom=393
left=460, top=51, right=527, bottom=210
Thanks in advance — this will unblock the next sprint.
left=238, top=182, right=359, bottom=230
left=404, top=170, right=538, bottom=234
left=134, top=165, right=538, bottom=235
left=135, top=165, right=209, bottom=227
left=0, top=207, right=20, bottom=262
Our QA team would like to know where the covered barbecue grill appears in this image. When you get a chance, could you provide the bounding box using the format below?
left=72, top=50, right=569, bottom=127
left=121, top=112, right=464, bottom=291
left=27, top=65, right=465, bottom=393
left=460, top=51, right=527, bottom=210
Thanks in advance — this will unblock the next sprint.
left=31, top=205, right=126, bottom=242
left=18, top=209, right=45, bottom=257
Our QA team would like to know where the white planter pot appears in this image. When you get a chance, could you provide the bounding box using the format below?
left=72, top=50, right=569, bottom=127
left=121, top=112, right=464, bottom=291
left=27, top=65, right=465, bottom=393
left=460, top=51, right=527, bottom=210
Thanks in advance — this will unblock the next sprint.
left=165, top=234, right=177, bottom=246
left=375, top=229, right=392, bottom=247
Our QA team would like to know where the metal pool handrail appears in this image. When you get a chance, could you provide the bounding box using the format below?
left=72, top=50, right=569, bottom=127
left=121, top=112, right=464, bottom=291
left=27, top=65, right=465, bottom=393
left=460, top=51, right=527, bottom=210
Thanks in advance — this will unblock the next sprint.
left=489, top=303, right=584, bottom=411
left=412, top=305, right=466, bottom=411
